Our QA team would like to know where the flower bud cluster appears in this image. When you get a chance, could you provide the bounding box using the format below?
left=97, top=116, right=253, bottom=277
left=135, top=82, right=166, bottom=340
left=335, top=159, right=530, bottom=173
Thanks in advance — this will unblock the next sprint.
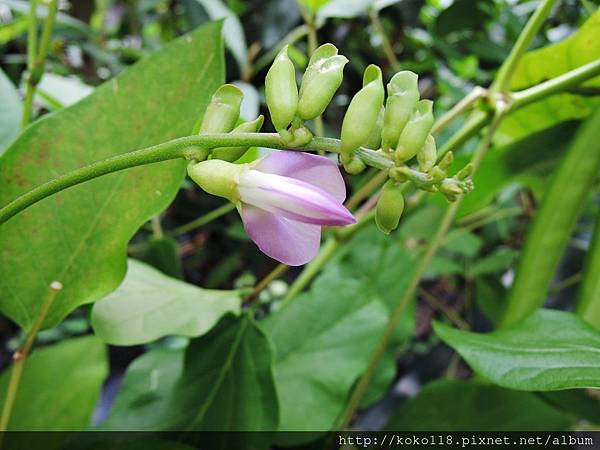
left=265, top=44, right=348, bottom=147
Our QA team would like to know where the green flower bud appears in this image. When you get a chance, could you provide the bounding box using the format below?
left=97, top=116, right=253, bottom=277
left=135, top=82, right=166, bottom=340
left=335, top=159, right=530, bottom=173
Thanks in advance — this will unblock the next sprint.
left=211, top=115, right=265, bottom=162
left=196, top=84, right=244, bottom=135
left=265, top=45, right=298, bottom=133
left=340, top=64, right=384, bottom=157
left=456, top=163, right=473, bottom=180
left=438, top=151, right=454, bottom=171
left=376, top=180, right=405, bottom=234
left=381, top=71, right=419, bottom=152
left=340, top=153, right=366, bottom=174
left=364, top=106, right=385, bottom=150
left=297, top=44, right=348, bottom=120
left=417, top=134, right=437, bottom=172
left=395, top=100, right=434, bottom=164
left=187, top=159, right=245, bottom=202
left=440, top=178, right=464, bottom=202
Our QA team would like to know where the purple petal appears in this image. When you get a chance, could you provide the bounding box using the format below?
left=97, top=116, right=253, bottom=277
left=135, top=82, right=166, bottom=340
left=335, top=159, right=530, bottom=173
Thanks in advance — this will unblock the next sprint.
left=242, top=205, right=321, bottom=266
left=254, top=151, right=347, bottom=203
left=238, top=169, right=356, bottom=226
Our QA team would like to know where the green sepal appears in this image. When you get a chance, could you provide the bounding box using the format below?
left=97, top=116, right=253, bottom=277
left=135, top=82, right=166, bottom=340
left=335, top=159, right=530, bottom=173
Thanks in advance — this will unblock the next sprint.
left=297, top=44, right=348, bottom=120
left=395, top=99, right=434, bottom=163
left=211, top=115, right=265, bottom=162
left=375, top=180, right=405, bottom=234
left=381, top=71, right=419, bottom=152
left=417, top=134, right=437, bottom=172
left=194, top=84, right=243, bottom=135
left=187, top=159, right=246, bottom=202
left=265, top=45, right=299, bottom=133
left=340, top=64, right=384, bottom=157
left=364, top=106, right=385, bottom=150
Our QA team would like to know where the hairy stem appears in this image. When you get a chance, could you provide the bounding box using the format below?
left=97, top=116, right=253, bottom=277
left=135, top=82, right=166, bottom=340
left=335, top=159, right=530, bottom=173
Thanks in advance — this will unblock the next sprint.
left=0, top=281, right=62, bottom=431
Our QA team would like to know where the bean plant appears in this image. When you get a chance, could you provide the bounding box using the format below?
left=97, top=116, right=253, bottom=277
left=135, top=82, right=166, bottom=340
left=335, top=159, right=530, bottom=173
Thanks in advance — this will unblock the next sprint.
left=0, top=0, right=599, bottom=446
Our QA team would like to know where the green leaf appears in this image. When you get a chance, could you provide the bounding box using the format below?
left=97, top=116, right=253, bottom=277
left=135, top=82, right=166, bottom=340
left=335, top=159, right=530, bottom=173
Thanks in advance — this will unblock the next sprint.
left=102, top=314, right=278, bottom=435
left=0, top=336, right=107, bottom=430
left=0, top=68, right=22, bottom=154
left=384, top=380, right=571, bottom=431
left=170, top=314, right=278, bottom=432
left=91, top=259, right=241, bottom=346
left=503, top=108, right=600, bottom=325
left=499, top=10, right=600, bottom=141
left=0, top=22, right=224, bottom=330
left=195, top=0, right=248, bottom=71
left=100, top=347, right=184, bottom=430
left=263, top=275, right=388, bottom=431
left=435, top=309, right=600, bottom=391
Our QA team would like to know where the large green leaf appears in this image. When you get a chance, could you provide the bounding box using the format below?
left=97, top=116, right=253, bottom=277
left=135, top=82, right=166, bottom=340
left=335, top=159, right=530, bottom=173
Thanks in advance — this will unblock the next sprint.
left=503, top=108, right=600, bottom=325
left=499, top=10, right=600, bottom=141
left=102, top=314, right=278, bottom=434
left=384, top=380, right=571, bottom=431
left=0, top=336, right=107, bottom=430
left=0, top=22, right=224, bottom=330
left=435, top=309, right=600, bottom=391
left=91, top=259, right=241, bottom=345
left=0, top=68, right=22, bottom=153
left=263, top=275, right=388, bottom=431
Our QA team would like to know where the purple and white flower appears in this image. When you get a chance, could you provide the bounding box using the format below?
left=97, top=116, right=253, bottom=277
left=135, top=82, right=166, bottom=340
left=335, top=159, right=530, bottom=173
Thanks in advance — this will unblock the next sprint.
left=188, top=151, right=355, bottom=265
left=238, top=151, right=355, bottom=266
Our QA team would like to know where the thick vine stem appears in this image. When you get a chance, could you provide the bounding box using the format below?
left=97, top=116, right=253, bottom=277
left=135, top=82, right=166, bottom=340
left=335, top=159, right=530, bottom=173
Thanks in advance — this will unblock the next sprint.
left=0, top=134, right=391, bottom=226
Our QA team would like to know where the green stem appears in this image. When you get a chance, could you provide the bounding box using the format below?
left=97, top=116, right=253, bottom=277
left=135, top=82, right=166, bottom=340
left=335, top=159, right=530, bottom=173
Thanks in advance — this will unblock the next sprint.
left=511, top=58, right=600, bottom=110
left=26, top=0, right=38, bottom=70
left=492, top=0, right=557, bottom=93
left=0, top=133, right=392, bottom=227
left=0, top=281, right=62, bottom=431
left=171, top=203, right=236, bottom=236
left=369, top=9, right=400, bottom=71
left=336, top=113, right=504, bottom=430
left=244, top=263, right=289, bottom=304
left=431, top=87, right=487, bottom=135
left=21, top=0, right=59, bottom=128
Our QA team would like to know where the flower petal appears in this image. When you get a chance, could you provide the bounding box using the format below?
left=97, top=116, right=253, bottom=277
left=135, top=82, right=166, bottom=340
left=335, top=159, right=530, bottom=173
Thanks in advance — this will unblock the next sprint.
left=238, top=169, right=356, bottom=226
left=242, top=204, right=321, bottom=266
left=254, top=151, right=347, bottom=203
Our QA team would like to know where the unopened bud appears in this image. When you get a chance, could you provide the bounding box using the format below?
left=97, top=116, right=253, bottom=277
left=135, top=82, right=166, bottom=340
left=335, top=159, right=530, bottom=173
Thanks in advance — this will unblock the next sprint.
left=340, top=64, right=384, bottom=159
left=417, top=134, right=437, bottom=172
left=381, top=71, right=419, bottom=152
left=196, top=84, right=243, bottom=135
left=395, top=100, right=434, bottom=163
left=211, top=115, right=264, bottom=162
left=376, top=180, right=405, bottom=234
left=298, top=44, right=348, bottom=120
left=266, top=45, right=299, bottom=133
